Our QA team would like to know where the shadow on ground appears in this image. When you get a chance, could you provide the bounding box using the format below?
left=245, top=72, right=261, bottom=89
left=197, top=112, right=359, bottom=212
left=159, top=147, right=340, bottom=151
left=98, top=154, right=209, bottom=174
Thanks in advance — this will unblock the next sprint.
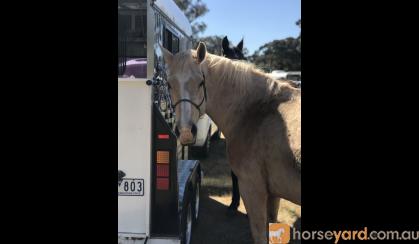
left=191, top=189, right=253, bottom=244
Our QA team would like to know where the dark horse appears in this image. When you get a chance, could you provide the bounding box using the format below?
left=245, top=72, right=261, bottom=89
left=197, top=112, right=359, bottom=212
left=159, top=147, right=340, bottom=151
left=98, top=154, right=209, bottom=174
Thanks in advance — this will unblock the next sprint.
left=221, top=36, right=246, bottom=211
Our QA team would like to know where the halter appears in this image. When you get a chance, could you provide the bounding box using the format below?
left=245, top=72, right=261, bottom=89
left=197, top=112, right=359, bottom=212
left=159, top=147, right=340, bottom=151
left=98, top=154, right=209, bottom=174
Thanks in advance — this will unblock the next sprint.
left=172, top=74, right=207, bottom=115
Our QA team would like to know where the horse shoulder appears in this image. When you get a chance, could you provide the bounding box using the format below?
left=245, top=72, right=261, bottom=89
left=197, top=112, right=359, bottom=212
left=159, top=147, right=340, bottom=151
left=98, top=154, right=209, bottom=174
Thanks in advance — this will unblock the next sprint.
left=277, top=90, right=301, bottom=166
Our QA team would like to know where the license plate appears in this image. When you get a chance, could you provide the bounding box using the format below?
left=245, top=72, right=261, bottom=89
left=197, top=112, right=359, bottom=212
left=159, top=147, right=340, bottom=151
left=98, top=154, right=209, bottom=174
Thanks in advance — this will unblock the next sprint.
left=118, top=178, right=144, bottom=196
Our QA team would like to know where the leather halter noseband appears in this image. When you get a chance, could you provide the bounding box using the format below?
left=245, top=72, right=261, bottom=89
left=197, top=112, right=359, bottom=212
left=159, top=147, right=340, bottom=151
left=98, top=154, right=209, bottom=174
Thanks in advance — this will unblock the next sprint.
left=172, top=74, right=207, bottom=115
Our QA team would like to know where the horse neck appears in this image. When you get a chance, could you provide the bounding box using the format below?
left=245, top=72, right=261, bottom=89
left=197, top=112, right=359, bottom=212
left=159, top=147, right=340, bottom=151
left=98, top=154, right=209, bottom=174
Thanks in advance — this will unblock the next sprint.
left=203, top=57, right=274, bottom=140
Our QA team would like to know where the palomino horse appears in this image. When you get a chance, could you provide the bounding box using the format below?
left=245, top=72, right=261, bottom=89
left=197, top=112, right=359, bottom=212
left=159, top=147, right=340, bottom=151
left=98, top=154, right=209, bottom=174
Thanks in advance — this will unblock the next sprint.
left=161, top=42, right=301, bottom=244
left=221, top=36, right=246, bottom=212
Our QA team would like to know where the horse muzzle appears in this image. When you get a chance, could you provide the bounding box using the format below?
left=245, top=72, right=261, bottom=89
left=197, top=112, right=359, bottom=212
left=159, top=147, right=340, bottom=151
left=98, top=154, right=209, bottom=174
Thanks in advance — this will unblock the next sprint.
left=176, top=125, right=197, bottom=145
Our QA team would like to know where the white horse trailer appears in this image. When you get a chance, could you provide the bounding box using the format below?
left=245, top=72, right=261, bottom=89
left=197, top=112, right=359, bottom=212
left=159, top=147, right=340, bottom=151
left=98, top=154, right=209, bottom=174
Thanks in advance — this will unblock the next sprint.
left=118, top=1, right=201, bottom=243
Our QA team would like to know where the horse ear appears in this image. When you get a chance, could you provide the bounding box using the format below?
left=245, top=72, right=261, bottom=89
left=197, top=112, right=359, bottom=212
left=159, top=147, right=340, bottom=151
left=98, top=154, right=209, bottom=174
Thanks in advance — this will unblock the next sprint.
left=159, top=43, right=173, bottom=64
left=237, top=38, right=244, bottom=51
left=196, top=42, right=207, bottom=63
left=222, top=36, right=230, bottom=51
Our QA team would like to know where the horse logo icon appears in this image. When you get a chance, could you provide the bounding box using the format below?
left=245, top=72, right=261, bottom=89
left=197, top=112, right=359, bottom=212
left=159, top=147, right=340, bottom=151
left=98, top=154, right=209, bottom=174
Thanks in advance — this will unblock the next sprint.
left=269, top=223, right=290, bottom=244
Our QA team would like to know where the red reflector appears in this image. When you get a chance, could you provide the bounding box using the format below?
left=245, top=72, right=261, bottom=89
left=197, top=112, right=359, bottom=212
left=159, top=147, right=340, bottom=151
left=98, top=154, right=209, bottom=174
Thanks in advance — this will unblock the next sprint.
left=156, top=164, right=169, bottom=177
left=158, top=134, right=170, bottom=139
left=156, top=178, right=169, bottom=190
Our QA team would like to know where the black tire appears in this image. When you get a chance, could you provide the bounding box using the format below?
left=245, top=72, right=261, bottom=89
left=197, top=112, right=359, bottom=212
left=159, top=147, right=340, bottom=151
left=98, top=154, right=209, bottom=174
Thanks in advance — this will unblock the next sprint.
left=190, top=125, right=211, bottom=158
left=192, top=181, right=200, bottom=222
left=181, top=202, right=193, bottom=244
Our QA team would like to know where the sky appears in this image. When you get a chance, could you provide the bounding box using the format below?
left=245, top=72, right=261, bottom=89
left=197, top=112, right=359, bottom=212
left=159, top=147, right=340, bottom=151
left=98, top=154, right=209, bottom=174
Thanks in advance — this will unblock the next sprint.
left=198, top=0, right=301, bottom=55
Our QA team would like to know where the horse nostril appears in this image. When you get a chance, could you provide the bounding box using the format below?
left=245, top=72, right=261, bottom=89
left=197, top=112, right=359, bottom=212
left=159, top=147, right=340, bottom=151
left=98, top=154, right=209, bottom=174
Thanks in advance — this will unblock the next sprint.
left=191, top=124, right=197, bottom=137
left=175, top=126, right=180, bottom=137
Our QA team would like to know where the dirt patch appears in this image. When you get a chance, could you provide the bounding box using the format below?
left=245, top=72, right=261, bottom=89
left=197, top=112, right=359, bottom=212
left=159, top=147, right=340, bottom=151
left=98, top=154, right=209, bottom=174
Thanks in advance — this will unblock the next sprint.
left=191, top=137, right=301, bottom=244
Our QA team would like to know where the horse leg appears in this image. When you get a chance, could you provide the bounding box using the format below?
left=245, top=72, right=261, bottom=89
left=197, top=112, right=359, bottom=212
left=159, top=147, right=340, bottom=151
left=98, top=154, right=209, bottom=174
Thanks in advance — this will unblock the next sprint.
left=228, top=170, right=240, bottom=210
left=268, top=196, right=280, bottom=223
left=238, top=174, right=269, bottom=244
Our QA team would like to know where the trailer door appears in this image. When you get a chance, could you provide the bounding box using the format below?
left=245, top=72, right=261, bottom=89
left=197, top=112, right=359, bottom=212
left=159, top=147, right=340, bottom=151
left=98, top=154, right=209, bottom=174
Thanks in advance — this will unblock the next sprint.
left=118, top=78, right=151, bottom=236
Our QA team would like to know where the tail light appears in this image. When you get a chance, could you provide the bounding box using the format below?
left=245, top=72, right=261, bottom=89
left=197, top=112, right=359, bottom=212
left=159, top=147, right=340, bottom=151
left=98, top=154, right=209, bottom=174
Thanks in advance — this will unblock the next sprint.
left=156, top=150, right=170, bottom=190
left=156, top=164, right=169, bottom=177
left=151, top=104, right=179, bottom=236
left=158, top=134, right=170, bottom=139
left=156, top=151, right=170, bottom=164
left=156, top=178, right=169, bottom=190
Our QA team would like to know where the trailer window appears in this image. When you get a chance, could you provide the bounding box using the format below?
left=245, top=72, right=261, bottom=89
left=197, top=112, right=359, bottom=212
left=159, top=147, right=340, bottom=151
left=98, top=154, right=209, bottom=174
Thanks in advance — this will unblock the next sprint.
left=172, top=34, right=179, bottom=54
left=163, top=28, right=179, bottom=54
left=118, top=0, right=147, bottom=78
left=135, top=14, right=146, bottom=37
left=118, top=14, right=131, bottom=33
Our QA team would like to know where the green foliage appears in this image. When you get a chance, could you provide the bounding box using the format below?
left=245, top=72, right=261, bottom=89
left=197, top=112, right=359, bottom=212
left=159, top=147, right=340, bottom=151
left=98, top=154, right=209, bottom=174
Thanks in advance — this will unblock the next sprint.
left=174, top=0, right=209, bottom=38
left=250, top=19, right=301, bottom=72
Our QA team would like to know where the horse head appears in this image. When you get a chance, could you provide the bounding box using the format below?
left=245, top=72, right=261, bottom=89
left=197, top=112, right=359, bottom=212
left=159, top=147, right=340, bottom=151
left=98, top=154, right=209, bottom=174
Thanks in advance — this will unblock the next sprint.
left=222, top=36, right=246, bottom=61
left=160, top=42, right=208, bottom=145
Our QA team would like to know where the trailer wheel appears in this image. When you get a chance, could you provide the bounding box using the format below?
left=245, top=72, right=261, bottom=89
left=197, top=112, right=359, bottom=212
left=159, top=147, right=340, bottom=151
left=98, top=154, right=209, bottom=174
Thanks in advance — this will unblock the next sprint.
left=181, top=203, right=193, bottom=244
left=192, top=181, right=200, bottom=221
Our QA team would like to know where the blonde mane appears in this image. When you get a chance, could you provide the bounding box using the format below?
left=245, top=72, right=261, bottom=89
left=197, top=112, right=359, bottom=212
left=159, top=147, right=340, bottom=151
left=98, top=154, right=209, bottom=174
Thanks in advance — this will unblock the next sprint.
left=171, top=49, right=300, bottom=103
left=204, top=52, right=299, bottom=98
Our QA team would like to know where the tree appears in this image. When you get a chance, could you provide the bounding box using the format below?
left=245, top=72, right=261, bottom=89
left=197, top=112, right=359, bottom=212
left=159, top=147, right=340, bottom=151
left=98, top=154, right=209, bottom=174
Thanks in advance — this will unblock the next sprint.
left=242, top=47, right=250, bottom=57
left=296, top=19, right=301, bottom=53
left=174, top=0, right=209, bottom=39
left=249, top=19, right=301, bottom=72
left=250, top=37, right=301, bottom=72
